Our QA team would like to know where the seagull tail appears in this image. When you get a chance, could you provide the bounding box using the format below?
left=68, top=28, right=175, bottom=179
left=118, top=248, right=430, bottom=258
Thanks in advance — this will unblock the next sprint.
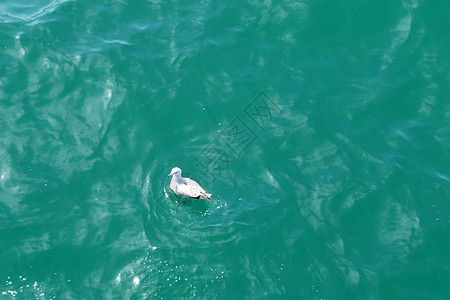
left=199, top=193, right=212, bottom=200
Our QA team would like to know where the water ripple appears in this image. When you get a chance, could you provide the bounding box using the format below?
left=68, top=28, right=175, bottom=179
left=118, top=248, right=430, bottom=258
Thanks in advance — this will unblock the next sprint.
left=0, top=0, right=72, bottom=25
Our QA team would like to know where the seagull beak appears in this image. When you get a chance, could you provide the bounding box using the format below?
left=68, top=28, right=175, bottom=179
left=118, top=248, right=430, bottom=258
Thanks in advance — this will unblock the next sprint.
left=167, top=173, right=172, bottom=177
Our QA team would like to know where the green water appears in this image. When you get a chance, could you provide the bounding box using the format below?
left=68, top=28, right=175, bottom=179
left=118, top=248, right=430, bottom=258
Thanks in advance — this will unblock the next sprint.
left=1, top=0, right=450, bottom=299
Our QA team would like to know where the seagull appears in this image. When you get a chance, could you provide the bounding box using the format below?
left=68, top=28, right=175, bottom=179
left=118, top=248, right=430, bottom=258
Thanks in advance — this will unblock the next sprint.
left=167, top=167, right=212, bottom=200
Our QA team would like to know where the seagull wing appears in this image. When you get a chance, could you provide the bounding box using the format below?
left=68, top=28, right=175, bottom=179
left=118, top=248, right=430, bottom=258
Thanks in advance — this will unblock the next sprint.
left=175, top=183, right=204, bottom=198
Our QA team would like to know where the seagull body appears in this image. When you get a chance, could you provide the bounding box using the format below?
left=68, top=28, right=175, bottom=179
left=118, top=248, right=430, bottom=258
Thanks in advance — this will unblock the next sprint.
left=167, top=167, right=212, bottom=200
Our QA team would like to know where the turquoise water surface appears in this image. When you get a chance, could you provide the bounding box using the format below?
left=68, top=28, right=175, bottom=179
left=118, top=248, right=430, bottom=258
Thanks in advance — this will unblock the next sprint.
left=1, top=0, right=450, bottom=299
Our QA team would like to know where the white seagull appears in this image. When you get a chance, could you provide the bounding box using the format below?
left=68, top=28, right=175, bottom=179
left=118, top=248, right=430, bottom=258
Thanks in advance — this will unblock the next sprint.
left=167, top=167, right=212, bottom=200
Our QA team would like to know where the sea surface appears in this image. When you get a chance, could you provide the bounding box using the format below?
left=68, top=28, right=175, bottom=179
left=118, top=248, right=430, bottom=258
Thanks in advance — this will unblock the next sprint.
left=1, top=0, right=449, bottom=299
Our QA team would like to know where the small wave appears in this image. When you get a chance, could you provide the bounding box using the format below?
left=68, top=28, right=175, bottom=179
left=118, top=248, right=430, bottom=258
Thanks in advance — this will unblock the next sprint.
left=0, top=0, right=72, bottom=25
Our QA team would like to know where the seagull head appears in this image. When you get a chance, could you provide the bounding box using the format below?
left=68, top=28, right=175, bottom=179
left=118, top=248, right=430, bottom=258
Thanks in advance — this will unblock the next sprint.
left=167, top=167, right=182, bottom=178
